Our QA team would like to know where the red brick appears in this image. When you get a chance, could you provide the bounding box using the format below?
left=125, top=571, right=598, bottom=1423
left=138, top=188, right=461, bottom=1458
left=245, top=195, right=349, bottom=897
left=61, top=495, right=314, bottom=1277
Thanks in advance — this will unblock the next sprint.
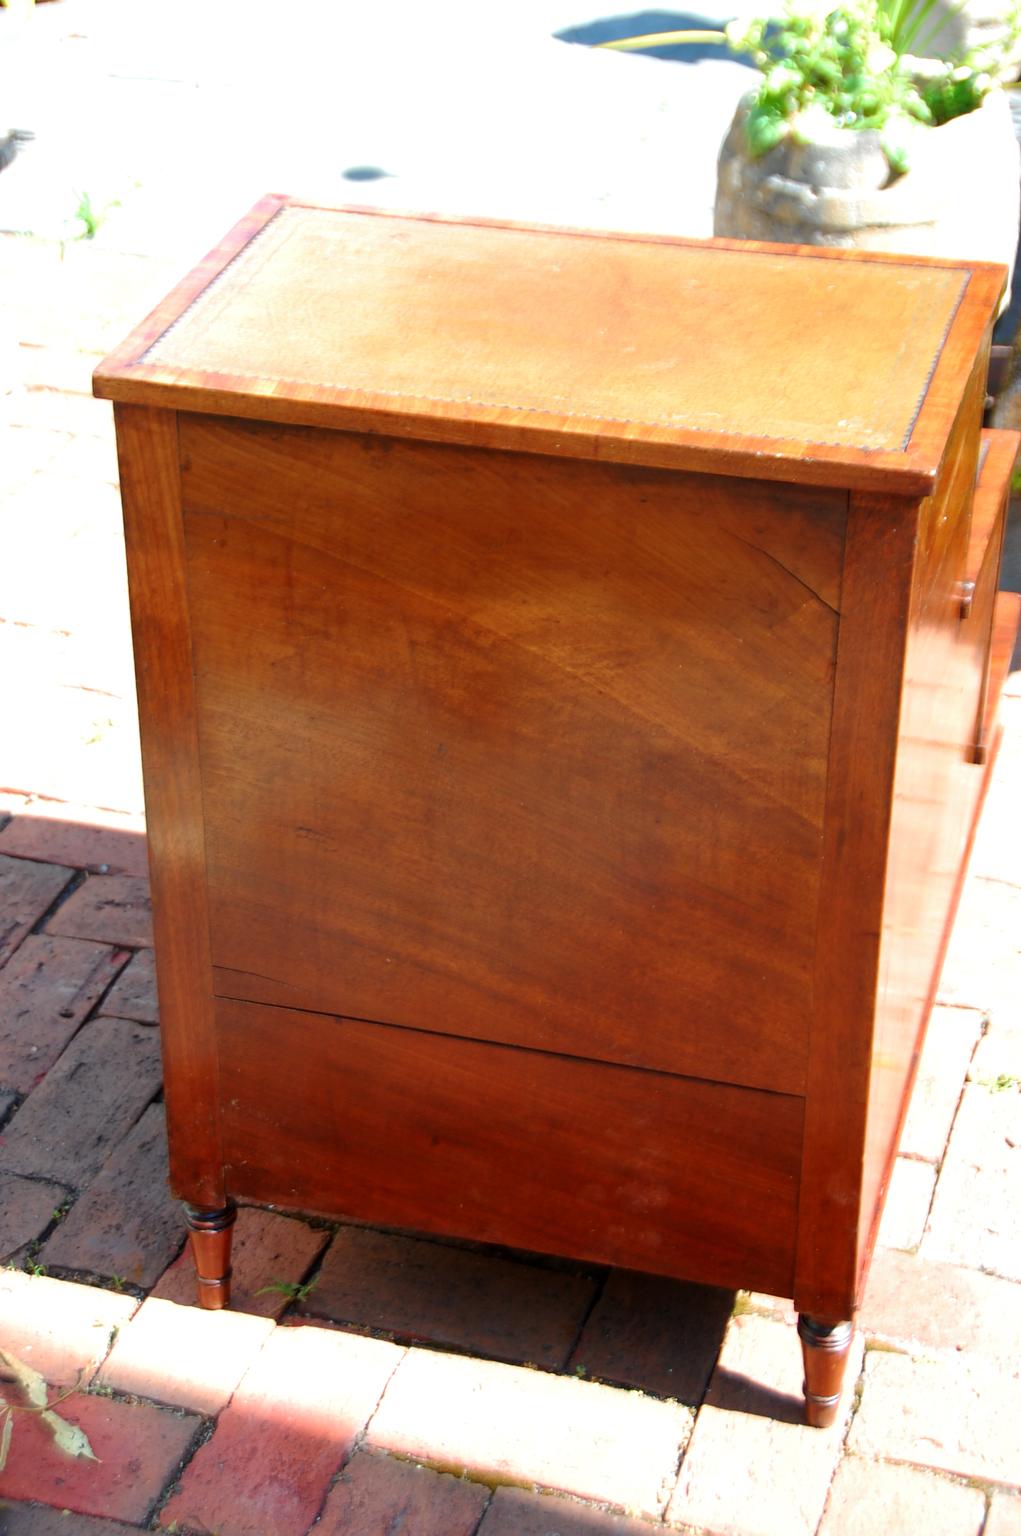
left=0, top=855, right=73, bottom=966
left=0, top=801, right=148, bottom=878
left=817, top=1457, right=985, bottom=1536
left=923, top=1082, right=1021, bottom=1280
left=368, top=1346, right=691, bottom=1517
left=0, top=1016, right=162, bottom=1187
left=0, top=1268, right=137, bottom=1388
left=158, top=1324, right=404, bottom=1536
left=667, top=1314, right=863, bottom=1536
left=900, top=1005, right=984, bottom=1163
left=569, top=1271, right=732, bottom=1403
left=876, top=1157, right=936, bottom=1252
left=0, top=1171, right=68, bottom=1261
left=0, top=1501, right=142, bottom=1534
left=0, top=934, right=129, bottom=1092
left=101, top=947, right=158, bottom=1024
left=41, top=1103, right=181, bottom=1286
left=480, top=1487, right=661, bottom=1534
left=152, top=1205, right=327, bottom=1318
left=0, top=1390, right=199, bottom=1522
left=315, top=1447, right=489, bottom=1535
left=849, top=1349, right=1021, bottom=1484
left=97, top=1296, right=275, bottom=1414
left=988, top=1494, right=1021, bottom=1535
left=861, top=1247, right=1021, bottom=1369
left=45, top=875, right=152, bottom=949
left=306, top=1226, right=595, bottom=1367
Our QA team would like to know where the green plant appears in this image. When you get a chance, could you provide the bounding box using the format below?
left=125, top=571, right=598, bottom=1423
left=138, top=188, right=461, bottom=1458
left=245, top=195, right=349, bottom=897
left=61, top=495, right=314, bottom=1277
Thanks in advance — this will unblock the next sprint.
left=978, top=1071, right=1020, bottom=1091
left=254, top=1275, right=318, bottom=1303
left=726, top=2, right=935, bottom=165
left=602, top=0, right=1017, bottom=170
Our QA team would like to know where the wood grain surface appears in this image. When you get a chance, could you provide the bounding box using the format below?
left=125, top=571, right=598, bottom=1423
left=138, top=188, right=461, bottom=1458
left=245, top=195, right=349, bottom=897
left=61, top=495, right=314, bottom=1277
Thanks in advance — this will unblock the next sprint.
left=100, top=207, right=1012, bottom=1332
left=181, top=415, right=842, bottom=1095
left=795, top=357, right=992, bottom=1317
left=217, top=996, right=803, bottom=1297
left=964, top=430, right=1019, bottom=761
left=94, top=200, right=1005, bottom=495
left=113, top=405, right=223, bottom=1205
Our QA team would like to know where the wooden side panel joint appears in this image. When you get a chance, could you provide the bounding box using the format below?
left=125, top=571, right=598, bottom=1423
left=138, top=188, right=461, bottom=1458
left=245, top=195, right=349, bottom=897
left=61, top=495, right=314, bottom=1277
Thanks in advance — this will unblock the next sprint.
left=114, top=403, right=223, bottom=1205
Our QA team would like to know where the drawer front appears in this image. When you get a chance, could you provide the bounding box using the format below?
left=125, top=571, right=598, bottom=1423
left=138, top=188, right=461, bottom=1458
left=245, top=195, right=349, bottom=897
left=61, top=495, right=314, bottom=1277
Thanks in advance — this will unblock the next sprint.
left=217, top=996, right=803, bottom=1298
left=182, top=414, right=844, bottom=1095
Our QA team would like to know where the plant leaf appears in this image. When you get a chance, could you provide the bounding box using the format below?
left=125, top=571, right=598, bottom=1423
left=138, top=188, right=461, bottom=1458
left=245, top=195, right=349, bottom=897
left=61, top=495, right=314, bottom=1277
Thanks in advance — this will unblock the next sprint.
left=0, top=1348, right=48, bottom=1409
left=0, top=1411, right=12, bottom=1473
left=598, top=28, right=726, bottom=50
left=41, top=1409, right=99, bottom=1462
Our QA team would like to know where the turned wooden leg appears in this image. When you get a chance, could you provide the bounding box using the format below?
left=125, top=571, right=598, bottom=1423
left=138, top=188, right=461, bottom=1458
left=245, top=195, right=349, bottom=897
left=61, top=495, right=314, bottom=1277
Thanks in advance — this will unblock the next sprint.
left=184, top=1200, right=237, bottom=1310
left=798, top=1315, right=853, bottom=1428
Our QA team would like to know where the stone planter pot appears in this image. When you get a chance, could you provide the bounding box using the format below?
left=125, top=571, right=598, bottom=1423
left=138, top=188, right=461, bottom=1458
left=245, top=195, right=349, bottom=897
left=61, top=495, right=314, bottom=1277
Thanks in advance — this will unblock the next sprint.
left=714, top=88, right=1020, bottom=305
left=922, top=0, right=1021, bottom=79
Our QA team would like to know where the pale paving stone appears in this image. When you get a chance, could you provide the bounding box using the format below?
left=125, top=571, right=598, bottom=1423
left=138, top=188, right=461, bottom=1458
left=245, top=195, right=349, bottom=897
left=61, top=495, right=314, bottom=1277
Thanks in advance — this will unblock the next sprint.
left=923, top=1082, right=1021, bottom=1280
left=96, top=1295, right=275, bottom=1414
left=900, top=1006, right=984, bottom=1163
left=817, top=1455, right=986, bottom=1536
left=969, top=695, right=1021, bottom=888
left=937, top=876, right=1021, bottom=1015
left=988, top=1493, right=1021, bottom=1535
left=667, top=1314, right=863, bottom=1536
left=876, top=1158, right=936, bottom=1252
left=971, top=1008, right=1021, bottom=1082
left=367, top=1345, right=692, bottom=1517
left=0, top=1267, right=137, bottom=1387
left=860, top=1247, right=1021, bottom=1370
left=479, top=1485, right=661, bottom=1534
left=849, top=1349, right=1021, bottom=1485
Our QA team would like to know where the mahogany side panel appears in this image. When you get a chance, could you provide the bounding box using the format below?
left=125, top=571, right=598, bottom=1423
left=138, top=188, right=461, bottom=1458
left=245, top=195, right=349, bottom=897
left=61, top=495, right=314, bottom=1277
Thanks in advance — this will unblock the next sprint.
left=855, top=355, right=990, bottom=1277
left=796, top=352, right=990, bottom=1319
left=217, top=996, right=804, bottom=1298
left=181, top=418, right=844, bottom=1096
left=113, top=404, right=223, bottom=1205
left=794, top=491, right=919, bottom=1319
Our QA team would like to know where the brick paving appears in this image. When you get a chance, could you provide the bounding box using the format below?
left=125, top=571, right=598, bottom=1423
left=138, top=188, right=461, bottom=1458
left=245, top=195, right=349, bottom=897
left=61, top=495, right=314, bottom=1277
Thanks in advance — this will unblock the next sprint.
left=2, top=4, right=1021, bottom=1534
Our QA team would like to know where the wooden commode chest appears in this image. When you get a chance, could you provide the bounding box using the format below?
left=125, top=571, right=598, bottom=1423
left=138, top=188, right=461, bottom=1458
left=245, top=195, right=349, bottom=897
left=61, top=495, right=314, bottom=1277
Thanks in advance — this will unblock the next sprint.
left=94, top=197, right=1020, bottom=1424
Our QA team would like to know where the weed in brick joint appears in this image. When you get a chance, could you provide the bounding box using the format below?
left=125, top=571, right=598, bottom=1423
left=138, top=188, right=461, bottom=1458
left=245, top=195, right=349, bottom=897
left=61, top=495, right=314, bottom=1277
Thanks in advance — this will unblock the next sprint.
left=255, top=1275, right=319, bottom=1303
left=50, top=1196, right=73, bottom=1225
